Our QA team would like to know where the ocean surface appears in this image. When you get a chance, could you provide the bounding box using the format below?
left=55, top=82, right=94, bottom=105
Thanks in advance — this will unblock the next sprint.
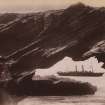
left=17, top=75, right=105, bottom=105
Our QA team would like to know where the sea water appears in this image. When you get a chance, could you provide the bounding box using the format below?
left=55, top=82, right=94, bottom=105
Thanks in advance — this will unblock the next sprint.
left=17, top=75, right=105, bottom=105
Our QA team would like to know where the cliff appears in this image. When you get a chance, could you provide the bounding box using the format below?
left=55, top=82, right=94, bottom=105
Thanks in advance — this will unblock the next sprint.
left=0, top=3, right=104, bottom=75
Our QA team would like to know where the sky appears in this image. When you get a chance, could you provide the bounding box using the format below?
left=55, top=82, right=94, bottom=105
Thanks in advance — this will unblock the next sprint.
left=0, top=0, right=105, bottom=13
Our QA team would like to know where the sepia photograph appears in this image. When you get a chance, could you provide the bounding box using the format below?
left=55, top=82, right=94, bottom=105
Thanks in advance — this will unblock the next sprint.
left=0, top=0, right=105, bottom=105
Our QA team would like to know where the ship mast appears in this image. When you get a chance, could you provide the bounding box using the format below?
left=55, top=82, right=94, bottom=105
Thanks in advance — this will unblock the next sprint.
left=90, top=64, right=94, bottom=72
left=75, top=65, right=77, bottom=72
left=82, top=65, right=85, bottom=72
left=90, top=58, right=94, bottom=72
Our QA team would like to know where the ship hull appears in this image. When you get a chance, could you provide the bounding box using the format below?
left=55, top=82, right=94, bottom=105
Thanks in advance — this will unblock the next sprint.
left=57, top=72, right=104, bottom=77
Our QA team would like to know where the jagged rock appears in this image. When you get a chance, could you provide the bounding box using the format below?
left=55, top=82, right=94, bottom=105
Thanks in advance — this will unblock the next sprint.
left=0, top=3, right=104, bottom=84
left=6, top=74, right=97, bottom=96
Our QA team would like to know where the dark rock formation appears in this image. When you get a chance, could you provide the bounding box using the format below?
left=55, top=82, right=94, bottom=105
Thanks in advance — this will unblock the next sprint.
left=6, top=75, right=97, bottom=96
left=0, top=3, right=104, bottom=88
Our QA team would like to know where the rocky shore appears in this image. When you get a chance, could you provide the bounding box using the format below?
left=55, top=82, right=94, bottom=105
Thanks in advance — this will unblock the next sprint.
left=3, top=73, right=97, bottom=96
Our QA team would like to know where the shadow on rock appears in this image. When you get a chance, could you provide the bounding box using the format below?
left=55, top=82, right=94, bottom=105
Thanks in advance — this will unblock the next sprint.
left=6, top=73, right=97, bottom=96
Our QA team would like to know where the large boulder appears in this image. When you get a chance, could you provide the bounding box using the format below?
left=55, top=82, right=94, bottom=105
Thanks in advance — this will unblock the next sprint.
left=6, top=74, right=97, bottom=96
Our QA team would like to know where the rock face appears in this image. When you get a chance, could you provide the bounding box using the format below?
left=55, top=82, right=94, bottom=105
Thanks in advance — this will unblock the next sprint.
left=6, top=75, right=97, bottom=96
left=0, top=3, right=104, bottom=75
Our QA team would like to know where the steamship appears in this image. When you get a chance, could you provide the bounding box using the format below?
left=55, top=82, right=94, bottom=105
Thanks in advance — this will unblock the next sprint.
left=57, top=65, right=104, bottom=77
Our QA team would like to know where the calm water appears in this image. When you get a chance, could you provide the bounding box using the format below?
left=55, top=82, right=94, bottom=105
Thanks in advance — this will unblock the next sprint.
left=18, top=75, right=105, bottom=105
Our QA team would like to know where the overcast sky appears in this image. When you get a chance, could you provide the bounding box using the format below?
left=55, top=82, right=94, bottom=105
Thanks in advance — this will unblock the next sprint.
left=0, top=0, right=105, bottom=13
